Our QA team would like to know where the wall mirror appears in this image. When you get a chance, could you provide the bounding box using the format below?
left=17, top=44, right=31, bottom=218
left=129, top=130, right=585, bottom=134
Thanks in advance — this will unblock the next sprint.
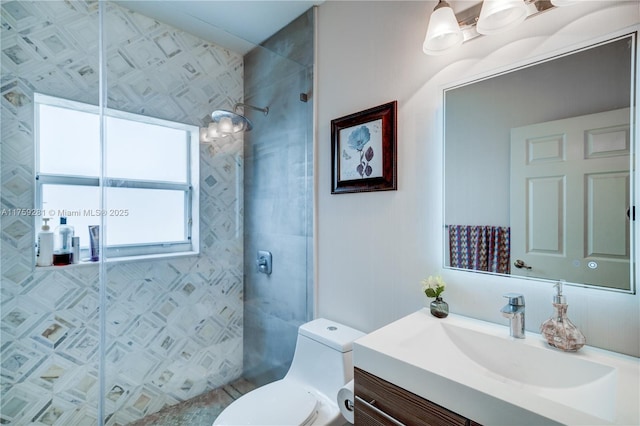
left=443, top=32, right=636, bottom=293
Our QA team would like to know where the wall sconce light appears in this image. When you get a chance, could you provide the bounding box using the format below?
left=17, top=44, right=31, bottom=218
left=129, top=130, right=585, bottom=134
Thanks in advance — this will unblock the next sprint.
left=423, top=0, right=464, bottom=55
left=423, top=0, right=569, bottom=56
left=476, top=0, right=528, bottom=35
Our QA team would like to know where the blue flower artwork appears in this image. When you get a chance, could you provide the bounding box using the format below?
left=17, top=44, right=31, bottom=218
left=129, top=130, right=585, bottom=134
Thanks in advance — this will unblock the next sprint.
left=347, top=126, right=370, bottom=151
left=339, top=119, right=383, bottom=181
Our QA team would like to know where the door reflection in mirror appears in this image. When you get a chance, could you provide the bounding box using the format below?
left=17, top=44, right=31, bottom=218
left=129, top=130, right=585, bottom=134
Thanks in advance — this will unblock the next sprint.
left=444, top=33, right=635, bottom=292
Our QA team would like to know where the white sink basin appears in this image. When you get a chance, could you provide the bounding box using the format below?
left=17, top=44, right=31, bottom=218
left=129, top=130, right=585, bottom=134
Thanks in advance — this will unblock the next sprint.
left=441, top=322, right=618, bottom=421
left=354, top=309, right=640, bottom=425
left=441, top=322, right=616, bottom=388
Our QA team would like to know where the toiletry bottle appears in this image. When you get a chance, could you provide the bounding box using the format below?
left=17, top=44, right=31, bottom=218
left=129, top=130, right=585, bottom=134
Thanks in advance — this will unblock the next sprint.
left=540, top=281, right=586, bottom=352
left=53, top=217, right=74, bottom=265
left=88, top=225, right=99, bottom=262
left=36, top=218, right=54, bottom=267
left=72, top=236, right=80, bottom=264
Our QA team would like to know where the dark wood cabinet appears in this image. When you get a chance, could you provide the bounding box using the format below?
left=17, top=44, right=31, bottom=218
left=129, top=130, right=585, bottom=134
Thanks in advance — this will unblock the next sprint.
left=354, top=367, right=482, bottom=426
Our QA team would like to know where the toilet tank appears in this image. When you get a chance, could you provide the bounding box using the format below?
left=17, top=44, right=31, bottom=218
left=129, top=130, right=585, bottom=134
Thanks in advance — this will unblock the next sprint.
left=285, top=318, right=366, bottom=399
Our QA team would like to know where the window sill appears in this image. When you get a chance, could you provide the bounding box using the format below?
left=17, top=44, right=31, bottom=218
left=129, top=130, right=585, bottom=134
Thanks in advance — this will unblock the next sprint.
left=34, top=250, right=199, bottom=269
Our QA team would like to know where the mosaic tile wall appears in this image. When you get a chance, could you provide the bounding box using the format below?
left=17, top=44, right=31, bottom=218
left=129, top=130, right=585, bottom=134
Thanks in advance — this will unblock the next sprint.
left=1, top=1, right=244, bottom=424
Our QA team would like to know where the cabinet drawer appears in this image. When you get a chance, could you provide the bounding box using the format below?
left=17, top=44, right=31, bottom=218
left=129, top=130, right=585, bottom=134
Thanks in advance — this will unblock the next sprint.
left=354, top=396, right=402, bottom=426
left=354, top=368, right=471, bottom=426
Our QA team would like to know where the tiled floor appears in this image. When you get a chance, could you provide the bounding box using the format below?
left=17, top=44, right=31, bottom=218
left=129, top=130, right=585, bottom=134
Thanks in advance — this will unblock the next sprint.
left=129, top=378, right=257, bottom=426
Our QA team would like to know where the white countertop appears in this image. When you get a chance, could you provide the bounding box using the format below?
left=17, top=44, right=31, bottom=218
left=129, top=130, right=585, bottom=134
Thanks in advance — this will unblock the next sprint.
left=353, top=309, right=640, bottom=426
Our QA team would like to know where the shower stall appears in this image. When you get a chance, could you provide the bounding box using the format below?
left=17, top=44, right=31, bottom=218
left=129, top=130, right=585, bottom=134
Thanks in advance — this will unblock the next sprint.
left=0, top=2, right=314, bottom=424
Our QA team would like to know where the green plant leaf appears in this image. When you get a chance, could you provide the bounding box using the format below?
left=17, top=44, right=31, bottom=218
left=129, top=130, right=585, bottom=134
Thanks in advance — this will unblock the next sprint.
left=425, top=288, right=437, bottom=298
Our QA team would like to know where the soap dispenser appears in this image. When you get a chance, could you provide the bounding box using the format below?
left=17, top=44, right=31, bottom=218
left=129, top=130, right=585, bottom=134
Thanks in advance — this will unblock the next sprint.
left=540, top=281, right=586, bottom=352
left=36, top=218, right=54, bottom=267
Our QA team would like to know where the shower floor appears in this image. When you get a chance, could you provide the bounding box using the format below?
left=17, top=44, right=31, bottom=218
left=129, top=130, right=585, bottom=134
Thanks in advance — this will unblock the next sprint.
left=128, top=378, right=257, bottom=426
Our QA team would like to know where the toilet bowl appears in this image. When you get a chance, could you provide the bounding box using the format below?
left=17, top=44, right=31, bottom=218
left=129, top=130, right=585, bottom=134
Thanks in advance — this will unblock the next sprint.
left=213, top=318, right=365, bottom=426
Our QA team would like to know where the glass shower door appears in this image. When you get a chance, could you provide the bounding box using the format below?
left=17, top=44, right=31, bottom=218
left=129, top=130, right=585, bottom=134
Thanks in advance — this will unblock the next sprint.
left=100, top=2, right=246, bottom=423
left=1, top=2, right=314, bottom=424
left=0, top=1, right=101, bottom=424
left=242, top=10, right=314, bottom=386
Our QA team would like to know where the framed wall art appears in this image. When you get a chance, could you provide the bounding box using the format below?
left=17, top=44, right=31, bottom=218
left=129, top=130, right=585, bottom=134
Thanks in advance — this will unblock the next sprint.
left=331, top=101, right=397, bottom=194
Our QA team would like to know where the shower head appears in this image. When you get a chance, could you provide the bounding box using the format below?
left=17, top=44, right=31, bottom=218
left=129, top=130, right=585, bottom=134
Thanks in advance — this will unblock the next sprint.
left=207, top=102, right=269, bottom=138
left=210, top=109, right=253, bottom=133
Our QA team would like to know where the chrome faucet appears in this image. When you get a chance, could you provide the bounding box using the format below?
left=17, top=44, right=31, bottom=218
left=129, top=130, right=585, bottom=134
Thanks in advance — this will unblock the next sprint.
left=501, top=293, right=525, bottom=338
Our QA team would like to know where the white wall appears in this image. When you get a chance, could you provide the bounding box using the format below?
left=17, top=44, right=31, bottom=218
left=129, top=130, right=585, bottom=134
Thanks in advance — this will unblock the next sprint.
left=316, top=1, right=640, bottom=357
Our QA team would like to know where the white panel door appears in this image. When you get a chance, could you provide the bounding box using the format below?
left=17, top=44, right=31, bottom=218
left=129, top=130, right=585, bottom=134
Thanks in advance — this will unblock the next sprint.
left=510, top=108, right=631, bottom=290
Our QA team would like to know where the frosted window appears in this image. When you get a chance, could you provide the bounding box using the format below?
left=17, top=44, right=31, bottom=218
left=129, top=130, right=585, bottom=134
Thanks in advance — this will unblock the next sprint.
left=106, top=117, right=188, bottom=183
left=105, top=188, right=185, bottom=245
left=39, top=104, right=100, bottom=176
left=35, top=93, right=198, bottom=259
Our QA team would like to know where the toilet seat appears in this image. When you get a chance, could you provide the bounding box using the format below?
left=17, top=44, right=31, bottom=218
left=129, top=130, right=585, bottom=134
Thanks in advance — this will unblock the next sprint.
left=213, top=380, right=319, bottom=426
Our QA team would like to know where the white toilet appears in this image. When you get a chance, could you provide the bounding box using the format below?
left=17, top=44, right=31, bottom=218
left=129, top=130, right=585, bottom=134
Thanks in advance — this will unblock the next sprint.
left=213, top=318, right=365, bottom=426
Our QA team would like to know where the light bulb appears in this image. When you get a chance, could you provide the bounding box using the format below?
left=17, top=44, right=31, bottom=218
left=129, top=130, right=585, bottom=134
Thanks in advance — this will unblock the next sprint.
left=207, top=122, right=220, bottom=139
left=218, top=116, right=233, bottom=134
left=199, top=127, right=210, bottom=142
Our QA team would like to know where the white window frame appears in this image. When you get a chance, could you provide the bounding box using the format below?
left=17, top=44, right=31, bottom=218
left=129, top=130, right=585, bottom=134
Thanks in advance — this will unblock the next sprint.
left=34, top=93, right=199, bottom=260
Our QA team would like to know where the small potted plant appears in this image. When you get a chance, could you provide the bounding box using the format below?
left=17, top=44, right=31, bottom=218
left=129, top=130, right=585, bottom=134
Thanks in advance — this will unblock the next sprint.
left=421, top=275, right=448, bottom=318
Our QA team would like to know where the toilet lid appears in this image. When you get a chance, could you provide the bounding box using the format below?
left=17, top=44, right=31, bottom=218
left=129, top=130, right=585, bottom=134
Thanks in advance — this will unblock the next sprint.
left=213, top=380, right=319, bottom=426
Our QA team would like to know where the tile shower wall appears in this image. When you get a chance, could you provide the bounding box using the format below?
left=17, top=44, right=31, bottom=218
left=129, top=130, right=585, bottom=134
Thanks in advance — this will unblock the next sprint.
left=1, top=2, right=244, bottom=424
left=242, top=9, right=314, bottom=386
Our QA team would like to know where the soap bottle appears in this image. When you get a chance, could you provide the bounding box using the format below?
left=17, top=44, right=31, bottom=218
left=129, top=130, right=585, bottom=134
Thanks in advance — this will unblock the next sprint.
left=53, top=217, right=74, bottom=265
left=36, top=218, right=54, bottom=267
left=540, top=281, right=586, bottom=352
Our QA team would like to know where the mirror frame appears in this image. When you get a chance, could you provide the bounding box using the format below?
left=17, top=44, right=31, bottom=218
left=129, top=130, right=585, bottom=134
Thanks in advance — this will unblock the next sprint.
left=441, top=27, right=639, bottom=294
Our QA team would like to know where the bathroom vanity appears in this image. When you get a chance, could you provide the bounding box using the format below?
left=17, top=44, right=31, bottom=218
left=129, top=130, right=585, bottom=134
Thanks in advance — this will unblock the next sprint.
left=354, top=367, right=480, bottom=425
left=352, top=310, right=640, bottom=425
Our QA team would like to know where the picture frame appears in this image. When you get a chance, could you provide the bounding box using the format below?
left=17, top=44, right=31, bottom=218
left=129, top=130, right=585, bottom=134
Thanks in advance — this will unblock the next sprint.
left=331, top=101, right=397, bottom=194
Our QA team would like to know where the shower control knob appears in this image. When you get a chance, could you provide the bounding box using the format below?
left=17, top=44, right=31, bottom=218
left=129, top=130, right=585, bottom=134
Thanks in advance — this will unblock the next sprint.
left=256, top=250, right=272, bottom=275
